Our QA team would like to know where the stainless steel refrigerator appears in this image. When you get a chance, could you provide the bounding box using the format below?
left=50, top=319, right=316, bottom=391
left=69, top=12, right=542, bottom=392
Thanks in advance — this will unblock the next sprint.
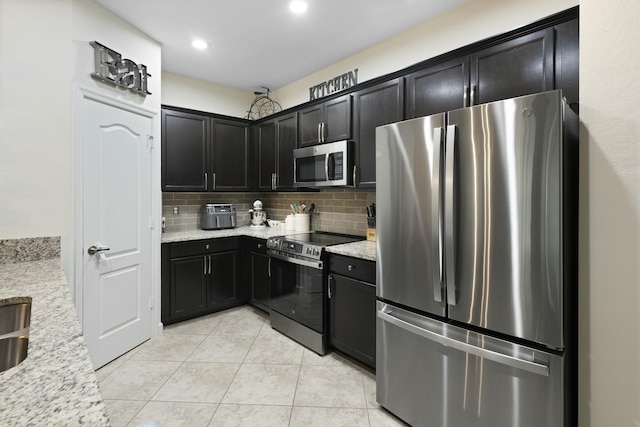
left=375, top=90, right=578, bottom=427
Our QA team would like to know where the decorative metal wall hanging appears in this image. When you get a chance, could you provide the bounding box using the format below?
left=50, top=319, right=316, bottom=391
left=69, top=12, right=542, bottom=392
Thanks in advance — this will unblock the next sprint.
left=90, top=41, right=151, bottom=96
left=246, top=87, right=282, bottom=119
left=309, top=68, right=358, bottom=101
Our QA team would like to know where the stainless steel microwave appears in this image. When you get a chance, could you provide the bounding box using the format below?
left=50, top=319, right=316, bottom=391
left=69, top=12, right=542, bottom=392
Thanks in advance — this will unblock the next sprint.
left=293, top=140, right=355, bottom=187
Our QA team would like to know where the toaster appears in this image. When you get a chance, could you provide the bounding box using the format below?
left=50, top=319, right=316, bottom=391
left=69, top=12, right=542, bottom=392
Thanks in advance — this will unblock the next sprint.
left=200, top=204, right=236, bottom=230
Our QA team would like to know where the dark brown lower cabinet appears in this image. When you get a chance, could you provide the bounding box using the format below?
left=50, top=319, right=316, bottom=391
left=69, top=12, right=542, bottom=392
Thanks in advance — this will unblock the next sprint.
left=329, top=255, right=376, bottom=370
left=161, top=238, right=244, bottom=325
left=243, top=237, right=270, bottom=313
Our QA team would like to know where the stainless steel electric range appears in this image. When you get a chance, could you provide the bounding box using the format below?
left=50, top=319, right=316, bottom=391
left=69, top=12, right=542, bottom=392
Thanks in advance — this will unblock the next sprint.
left=266, top=231, right=364, bottom=354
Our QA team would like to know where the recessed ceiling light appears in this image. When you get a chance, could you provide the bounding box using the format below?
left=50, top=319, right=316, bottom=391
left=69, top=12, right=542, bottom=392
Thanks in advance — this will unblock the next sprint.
left=192, top=39, right=209, bottom=50
left=289, top=0, right=308, bottom=14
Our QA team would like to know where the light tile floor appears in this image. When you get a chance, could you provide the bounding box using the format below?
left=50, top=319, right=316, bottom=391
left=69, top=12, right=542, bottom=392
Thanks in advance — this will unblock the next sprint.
left=96, top=305, right=407, bottom=427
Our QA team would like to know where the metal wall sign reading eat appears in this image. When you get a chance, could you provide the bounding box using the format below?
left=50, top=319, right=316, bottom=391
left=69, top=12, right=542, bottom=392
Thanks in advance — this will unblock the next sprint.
left=309, top=69, right=358, bottom=101
left=90, top=41, right=152, bottom=96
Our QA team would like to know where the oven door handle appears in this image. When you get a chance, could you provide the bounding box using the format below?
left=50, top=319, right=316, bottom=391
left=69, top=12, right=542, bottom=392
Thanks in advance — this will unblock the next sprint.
left=267, top=251, right=323, bottom=270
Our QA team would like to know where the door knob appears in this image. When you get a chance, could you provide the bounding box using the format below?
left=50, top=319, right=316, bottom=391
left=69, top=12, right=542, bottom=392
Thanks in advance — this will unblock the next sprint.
left=87, top=245, right=110, bottom=255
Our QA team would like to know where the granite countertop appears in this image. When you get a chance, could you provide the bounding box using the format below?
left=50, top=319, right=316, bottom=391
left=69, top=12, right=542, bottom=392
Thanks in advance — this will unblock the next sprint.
left=162, top=225, right=378, bottom=261
left=0, top=238, right=109, bottom=426
left=325, top=240, right=377, bottom=262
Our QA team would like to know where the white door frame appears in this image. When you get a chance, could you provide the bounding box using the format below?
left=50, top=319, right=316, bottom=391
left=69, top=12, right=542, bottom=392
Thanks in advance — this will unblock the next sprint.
left=73, top=86, right=163, bottom=339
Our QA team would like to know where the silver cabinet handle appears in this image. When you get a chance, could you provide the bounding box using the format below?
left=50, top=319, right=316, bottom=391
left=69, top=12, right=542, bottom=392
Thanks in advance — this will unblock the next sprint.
left=347, top=265, right=354, bottom=271
left=463, top=85, right=469, bottom=107
left=317, top=123, right=322, bottom=143
left=257, top=243, right=262, bottom=249
left=470, top=84, right=476, bottom=106
left=203, top=255, right=207, bottom=275
left=268, top=256, right=271, bottom=278
left=321, top=122, right=326, bottom=142
left=87, top=245, right=110, bottom=255
left=444, top=125, right=457, bottom=306
left=377, top=307, right=549, bottom=377
left=352, top=164, right=358, bottom=187
left=208, top=255, right=212, bottom=275
left=204, top=172, right=208, bottom=190
left=432, top=127, right=444, bottom=303
left=212, top=172, right=216, bottom=190
left=328, top=274, right=333, bottom=299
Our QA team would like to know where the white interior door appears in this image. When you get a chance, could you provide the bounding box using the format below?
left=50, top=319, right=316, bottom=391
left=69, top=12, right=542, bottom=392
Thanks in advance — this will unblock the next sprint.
left=81, top=94, right=153, bottom=369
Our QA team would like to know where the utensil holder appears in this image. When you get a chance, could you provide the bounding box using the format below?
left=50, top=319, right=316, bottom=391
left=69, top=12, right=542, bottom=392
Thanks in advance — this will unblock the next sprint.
left=294, top=213, right=310, bottom=231
left=366, top=217, right=376, bottom=242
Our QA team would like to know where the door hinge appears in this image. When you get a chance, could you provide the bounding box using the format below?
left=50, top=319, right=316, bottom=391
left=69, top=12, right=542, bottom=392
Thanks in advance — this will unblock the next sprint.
left=147, top=135, right=154, bottom=150
left=149, top=297, right=154, bottom=309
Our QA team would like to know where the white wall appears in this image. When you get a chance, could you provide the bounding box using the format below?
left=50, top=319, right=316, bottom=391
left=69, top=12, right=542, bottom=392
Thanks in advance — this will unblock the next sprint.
left=580, top=1, right=640, bottom=425
left=0, top=0, right=73, bottom=240
left=162, top=72, right=254, bottom=118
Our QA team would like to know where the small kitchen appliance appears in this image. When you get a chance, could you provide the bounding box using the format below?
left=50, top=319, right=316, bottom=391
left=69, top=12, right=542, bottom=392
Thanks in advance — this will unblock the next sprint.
left=200, top=204, right=236, bottom=230
left=293, top=140, right=355, bottom=188
left=248, top=200, right=267, bottom=228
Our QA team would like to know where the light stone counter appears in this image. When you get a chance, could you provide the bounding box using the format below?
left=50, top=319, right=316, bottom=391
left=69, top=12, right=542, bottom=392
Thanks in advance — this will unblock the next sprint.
left=161, top=224, right=287, bottom=243
left=0, top=238, right=109, bottom=426
left=162, top=226, right=377, bottom=261
left=326, top=240, right=377, bottom=262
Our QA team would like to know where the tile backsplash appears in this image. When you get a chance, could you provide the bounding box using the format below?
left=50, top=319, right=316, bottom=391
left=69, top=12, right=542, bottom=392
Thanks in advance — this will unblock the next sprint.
left=163, top=189, right=376, bottom=236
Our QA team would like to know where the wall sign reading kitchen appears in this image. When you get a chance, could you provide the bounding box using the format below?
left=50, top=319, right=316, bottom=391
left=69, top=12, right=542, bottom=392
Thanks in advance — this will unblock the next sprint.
left=90, top=41, right=152, bottom=96
left=309, top=68, right=358, bottom=100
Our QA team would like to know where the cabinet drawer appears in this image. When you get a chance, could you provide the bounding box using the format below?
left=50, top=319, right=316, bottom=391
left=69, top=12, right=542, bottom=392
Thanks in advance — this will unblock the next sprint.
left=170, top=238, right=238, bottom=258
left=244, top=237, right=267, bottom=255
left=329, top=254, right=375, bottom=284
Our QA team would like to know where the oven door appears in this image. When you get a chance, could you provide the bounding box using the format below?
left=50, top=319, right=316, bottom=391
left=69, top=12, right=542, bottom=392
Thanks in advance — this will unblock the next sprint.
left=268, top=251, right=327, bottom=354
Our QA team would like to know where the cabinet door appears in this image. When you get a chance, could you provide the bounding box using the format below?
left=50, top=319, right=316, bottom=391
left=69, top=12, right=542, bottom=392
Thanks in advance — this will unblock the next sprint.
left=250, top=251, right=270, bottom=312
left=276, top=113, right=297, bottom=189
left=354, top=78, right=404, bottom=187
left=212, top=119, right=249, bottom=190
left=323, top=94, right=352, bottom=143
left=470, top=27, right=555, bottom=105
left=170, top=255, right=207, bottom=319
left=329, top=273, right=376, bottom=369
left=298, top=104, right=324, bottom=147
left=161, top=109, right=209, bottom=192
left=405, top=57, right=469, bottom=119
left=207, top=250, right=240, bottom=309
left=257, top=120, right=277, bottom=190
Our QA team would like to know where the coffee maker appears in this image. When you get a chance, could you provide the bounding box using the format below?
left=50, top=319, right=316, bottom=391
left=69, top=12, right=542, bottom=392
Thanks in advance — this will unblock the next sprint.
left=248, top=200, right=267, bottom=228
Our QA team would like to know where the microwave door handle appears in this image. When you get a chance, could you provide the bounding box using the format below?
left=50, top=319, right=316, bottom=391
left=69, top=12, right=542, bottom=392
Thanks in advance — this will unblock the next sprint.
left=325, top=153, right=330, bottom=181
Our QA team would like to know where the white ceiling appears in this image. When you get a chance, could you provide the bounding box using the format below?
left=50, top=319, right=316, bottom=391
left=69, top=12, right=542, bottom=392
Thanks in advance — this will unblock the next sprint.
left=92, top=0, right=467, bottom=93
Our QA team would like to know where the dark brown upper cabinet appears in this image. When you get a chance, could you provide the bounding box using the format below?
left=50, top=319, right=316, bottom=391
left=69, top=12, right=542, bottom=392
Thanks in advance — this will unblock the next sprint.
left=406, top=27, right=556, bottom=119
left=298, top=94, right=352, bottom=146
left=353, top=78, right=404, bottom=188
left=405, top=57, right=469, bottom=119
left=210, top=118, right=249, bottom=191
left=470, top=27, right=555, bottom=106
left=161, top=108, right=250, bottom=192
left=161, top=109, right=209, bottom=192
left=256, top=113, right=297, bottom=191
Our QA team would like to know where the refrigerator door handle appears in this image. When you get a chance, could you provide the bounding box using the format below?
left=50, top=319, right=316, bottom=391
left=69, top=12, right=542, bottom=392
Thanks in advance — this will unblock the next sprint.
left=444, top=124, right=457, bottom=306
left=377, top=307, right=550, bottom=377
left=432, top=127, right=444, bottom=303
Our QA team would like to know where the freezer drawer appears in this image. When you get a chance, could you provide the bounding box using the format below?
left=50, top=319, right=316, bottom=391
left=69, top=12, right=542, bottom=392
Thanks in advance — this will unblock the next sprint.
left=376, top=302, right=565, bottom=427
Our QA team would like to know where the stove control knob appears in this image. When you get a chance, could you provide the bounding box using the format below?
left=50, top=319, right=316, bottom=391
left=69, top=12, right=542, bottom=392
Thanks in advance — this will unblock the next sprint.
left=313, top=248, right=320, bottom=256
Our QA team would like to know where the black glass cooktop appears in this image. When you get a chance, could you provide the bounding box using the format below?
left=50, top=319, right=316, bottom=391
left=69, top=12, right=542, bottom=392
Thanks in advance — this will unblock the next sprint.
left=282, top=231, right=364, bottom=247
